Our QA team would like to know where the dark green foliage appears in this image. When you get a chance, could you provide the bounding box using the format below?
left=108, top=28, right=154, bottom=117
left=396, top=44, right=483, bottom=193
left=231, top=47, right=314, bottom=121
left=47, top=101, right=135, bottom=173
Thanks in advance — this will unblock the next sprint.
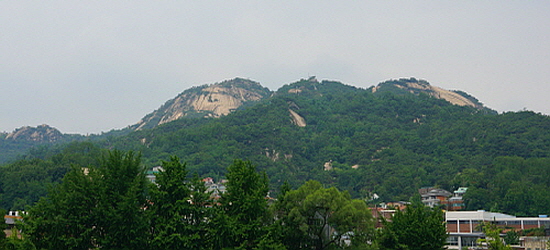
left=96, top=151, right=149, bottom=250
left=504, top=230, right=519, bottom=245
left=0, top=209, right=5, bottom=247
left=0, top=159, right=63, bottom=211
left=521, top=227, right=546, bottom=237
left=22, top=166, right=102, bottom=250
left=1, top=229, right=37, bottom=250
left=0, top=126, right=88, bottom=164
left=149, top=156, right=213, bottom=249
left=22, top=150, right=149, bottom=250
left=215, top=159, right=270, bottom=249
left=378, top=196, right=447, bottom=250
left=0, top=142, right=103, bottom=210
left=271, top=180, right=375, bottom=250
left=462, top=156, right=550, bottom=216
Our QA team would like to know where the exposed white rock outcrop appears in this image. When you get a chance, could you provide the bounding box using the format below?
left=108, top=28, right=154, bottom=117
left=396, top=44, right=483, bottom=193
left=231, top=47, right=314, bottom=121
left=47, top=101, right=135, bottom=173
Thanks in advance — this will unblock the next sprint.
left=372, top=79, right=482, bottom=108
left=5, top=124, right=63, bottom=142
left=289, top=109, right=306, bottom=127
left=132, top=78, right=271, bottom=130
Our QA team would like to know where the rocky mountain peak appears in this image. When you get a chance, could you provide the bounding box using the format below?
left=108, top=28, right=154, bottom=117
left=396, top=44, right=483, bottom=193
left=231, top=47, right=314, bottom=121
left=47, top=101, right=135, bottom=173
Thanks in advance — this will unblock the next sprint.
left=131, top=78, right=272, bottom=130
left=5, top=124, right=63, bottom=142
left=372, top=78, right=486, bottom=109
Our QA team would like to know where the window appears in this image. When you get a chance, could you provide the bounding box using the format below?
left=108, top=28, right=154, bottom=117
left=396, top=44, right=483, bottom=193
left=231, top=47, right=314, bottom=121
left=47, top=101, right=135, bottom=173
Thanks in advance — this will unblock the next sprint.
left=523, top=220, right=538, bottom=225
left=506, top=220, right=520, bottom=225
left=472, top=220, right=482, bottom=232
left=461, top=236, right=479, bottom=247
left=446, top=236, right=458, bottom=246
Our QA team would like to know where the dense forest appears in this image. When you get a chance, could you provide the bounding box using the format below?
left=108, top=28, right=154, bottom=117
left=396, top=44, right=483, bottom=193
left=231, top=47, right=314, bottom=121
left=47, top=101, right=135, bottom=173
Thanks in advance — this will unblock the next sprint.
left=3, top=151, right=447, bottom=250
left=1, top=78, right=550, bottom=217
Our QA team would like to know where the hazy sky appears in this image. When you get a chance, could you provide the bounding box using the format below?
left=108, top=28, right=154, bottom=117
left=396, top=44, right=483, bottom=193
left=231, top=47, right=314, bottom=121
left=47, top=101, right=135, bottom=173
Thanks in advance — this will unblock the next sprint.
left=1, top=1, right=549, bottom=134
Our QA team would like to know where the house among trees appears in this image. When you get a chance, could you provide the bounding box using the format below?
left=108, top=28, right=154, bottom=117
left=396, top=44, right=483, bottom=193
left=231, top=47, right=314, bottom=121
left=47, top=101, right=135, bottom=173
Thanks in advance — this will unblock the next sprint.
left=3, top=211, right=25, bottom=238
left=370, top=207, right=397, bottom=228
left=420, top=187, right=452, bottom=208
left=419, top=187, right=468, bottom=211
left=4, top=211, right=23, bottom=230
left=448, top=187, right=468, bottom=211
left=370, top=201, right=411, bottom=228
left=146, top=166, right=163, bottom=183
left=203, top=177, right=227, bottom=200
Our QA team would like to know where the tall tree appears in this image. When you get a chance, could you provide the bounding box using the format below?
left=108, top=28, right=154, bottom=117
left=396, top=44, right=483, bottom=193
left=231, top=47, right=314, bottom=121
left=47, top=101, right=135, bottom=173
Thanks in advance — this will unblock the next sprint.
left=378, top=195, right=447, bottom=250
left=273, top=180, right=375, bottom=250
left=149, top=156, right=214, bottom=249
left=215, top=159, right=270, bottom=249
left=94, top=150, right=149, bottom=250
left=22, top=166, right=101, bottom=250
left=22, top=150, right=149, bottom=250
left=187, top=173, right=216, bottom=248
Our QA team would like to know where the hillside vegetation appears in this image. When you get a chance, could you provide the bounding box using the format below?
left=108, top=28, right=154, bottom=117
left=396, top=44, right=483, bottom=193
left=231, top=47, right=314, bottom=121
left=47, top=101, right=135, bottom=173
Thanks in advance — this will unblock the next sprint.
left=0, top=125, right=86, bottom=164
left=1, top=78, right=550, bottom=217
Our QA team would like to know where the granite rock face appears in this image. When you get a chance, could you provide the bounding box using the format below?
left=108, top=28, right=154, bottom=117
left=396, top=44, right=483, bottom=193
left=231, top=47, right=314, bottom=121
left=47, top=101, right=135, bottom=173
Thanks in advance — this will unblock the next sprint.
left=5, top=124, right=63, bottom=142
left=131, top=78, right=272, bottom=130
left=372, top=78, right=486, bottom=109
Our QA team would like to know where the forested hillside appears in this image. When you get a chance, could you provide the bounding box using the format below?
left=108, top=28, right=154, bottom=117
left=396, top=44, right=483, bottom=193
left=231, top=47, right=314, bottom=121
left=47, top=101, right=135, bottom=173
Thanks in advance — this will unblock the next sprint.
left=1, top=78, right=550, bottom=216
left=0, top=125, right=86, bottom=164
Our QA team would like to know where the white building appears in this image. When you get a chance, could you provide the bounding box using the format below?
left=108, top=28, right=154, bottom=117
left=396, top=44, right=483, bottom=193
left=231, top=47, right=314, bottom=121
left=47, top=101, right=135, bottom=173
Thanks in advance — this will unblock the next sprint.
left=446, top=210, right=550, bottom=250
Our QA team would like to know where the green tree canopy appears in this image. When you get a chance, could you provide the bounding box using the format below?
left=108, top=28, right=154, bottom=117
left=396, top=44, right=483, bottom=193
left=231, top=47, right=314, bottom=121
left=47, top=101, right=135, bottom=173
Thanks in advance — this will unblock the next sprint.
left=477, top=222, right=512, bottom=250
left=22, top=150, right=149, bottom=250
left=149, top=156, right=214, bottom=249
left=273, top=180, right=375, bottom=250
left=378, top=196, right=447, bottom=250
left=215, top=159, right=270, bottom=249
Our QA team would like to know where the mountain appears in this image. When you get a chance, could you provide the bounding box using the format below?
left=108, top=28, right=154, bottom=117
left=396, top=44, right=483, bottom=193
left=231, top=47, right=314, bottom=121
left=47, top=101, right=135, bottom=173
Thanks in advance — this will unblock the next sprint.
left=4, top=77, right=550, bottom=216
left=0, top=124, right=86, bottom=164
left=0, top=78, right=272, bottom=163
left=372, top=78, right=492, bottom=112
left=4, top=124, right=64, bottom=142
left=0, top=77, right=498, bottom=167
left=0, top=77, right=494, bottom=165
left=98, top=78, right=550, bottom=216
left=274, top=77, right=362, bottom=127
left=130, top=78, right=272, bottom=130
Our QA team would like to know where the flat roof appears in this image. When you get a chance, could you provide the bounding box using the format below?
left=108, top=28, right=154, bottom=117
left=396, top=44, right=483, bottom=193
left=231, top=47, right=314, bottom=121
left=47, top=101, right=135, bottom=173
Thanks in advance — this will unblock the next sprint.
left=446, top=211, right=550, bottom=221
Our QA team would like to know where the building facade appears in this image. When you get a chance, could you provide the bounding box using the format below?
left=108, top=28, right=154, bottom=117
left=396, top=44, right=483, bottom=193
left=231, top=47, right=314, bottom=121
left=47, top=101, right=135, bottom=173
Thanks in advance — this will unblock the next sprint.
left=446, top=211, right=550, bottom=250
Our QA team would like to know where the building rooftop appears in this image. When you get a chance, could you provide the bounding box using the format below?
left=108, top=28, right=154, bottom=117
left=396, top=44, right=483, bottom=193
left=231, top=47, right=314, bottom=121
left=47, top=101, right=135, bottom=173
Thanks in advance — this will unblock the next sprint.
left=446, top=210, right=550, bottom=221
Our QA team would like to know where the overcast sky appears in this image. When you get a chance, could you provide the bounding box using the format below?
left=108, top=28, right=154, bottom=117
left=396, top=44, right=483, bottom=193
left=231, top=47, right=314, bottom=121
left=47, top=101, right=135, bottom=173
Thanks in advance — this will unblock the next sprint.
left=1, top=1, right=549, bottom=134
